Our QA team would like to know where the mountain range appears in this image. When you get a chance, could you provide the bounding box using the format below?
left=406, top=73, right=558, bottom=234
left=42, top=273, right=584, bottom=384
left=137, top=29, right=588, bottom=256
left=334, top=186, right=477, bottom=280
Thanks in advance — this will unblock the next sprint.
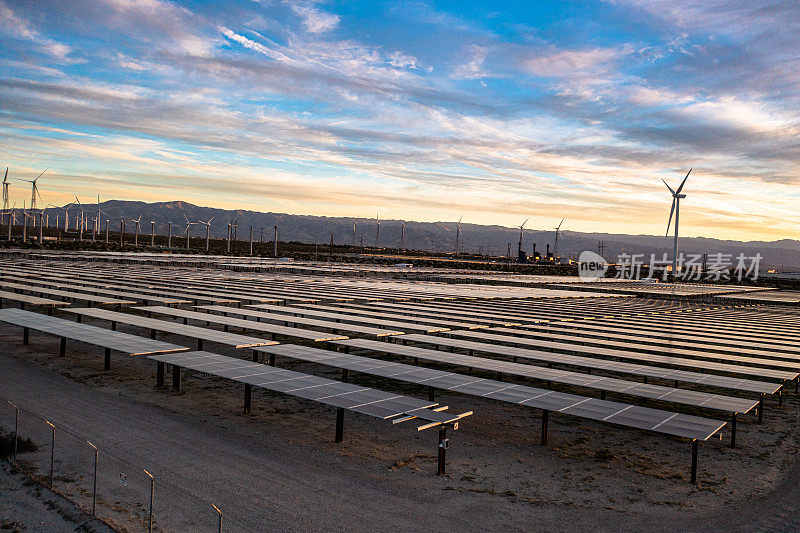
left=28, top=200, right=800, bottom=271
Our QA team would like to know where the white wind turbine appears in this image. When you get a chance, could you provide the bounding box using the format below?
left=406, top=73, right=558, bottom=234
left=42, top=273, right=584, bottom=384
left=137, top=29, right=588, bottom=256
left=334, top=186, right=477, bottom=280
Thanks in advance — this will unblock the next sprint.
left=183, top=214, right=197, bottom=250
left=133, top=214, right=143, bottom=245
left=74, top=196, right=85, bottom=241
left=553, top=218, right=565, bottom=259
left=517, top=217, right=529, bottom=259
left=199, top=216, right=214, bottom=251
left=663, top=168, right=692, bottom=275
left=454, top=215, right=463, bottom=254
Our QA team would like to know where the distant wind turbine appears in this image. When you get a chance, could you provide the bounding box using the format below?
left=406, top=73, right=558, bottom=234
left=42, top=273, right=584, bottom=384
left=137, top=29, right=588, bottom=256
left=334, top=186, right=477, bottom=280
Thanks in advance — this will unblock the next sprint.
left=517, top=217, right=529, bottom=259
left=664, top=168, right=692, bottom=275
left=199, top=216, right=214, bottom=251
left=553, top=218, right=565, bottom=259
left=18, top=168, right=46, bottom=228
left=455, top=215, right=463, bottom=254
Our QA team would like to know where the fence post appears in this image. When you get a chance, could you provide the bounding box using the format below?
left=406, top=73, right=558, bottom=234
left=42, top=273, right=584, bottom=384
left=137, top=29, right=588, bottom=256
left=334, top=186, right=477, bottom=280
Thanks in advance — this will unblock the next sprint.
left=87, top=440, right=98, bottom=515
left=212, top=503, right=223, bottom=533
left=144, top=469, right=154, bottom=533
left=11, top=402, right=19, bottom=463
left=45, top=420, right=55, bottom=487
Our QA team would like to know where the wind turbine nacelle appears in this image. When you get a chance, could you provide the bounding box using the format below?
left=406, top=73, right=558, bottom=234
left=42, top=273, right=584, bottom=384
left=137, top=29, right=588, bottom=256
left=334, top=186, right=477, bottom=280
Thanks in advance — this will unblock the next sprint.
left=677, top=194, right=686, bottom=199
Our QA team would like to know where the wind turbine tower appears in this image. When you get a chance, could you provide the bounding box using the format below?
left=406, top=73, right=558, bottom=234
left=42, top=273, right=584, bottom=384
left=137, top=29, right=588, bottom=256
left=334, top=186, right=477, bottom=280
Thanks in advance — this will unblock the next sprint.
left=553, top=218, right=565, bottom=259
left=664, top=168, right=692, bottom=275
left=455, top=215, right=463, bottom=254
left=517, top=217, right=529, bottom=261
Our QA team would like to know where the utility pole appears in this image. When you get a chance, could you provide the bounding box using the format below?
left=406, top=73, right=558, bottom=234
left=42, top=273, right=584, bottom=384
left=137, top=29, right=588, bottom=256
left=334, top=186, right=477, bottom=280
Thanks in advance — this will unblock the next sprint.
left=400, top=223, right=405, bottom=250
left=598, top=240, right=605, bottom=257
left=151, top=221, right=155, bottom=246
left=119, top=219, right=124, bottom=247
left=226, top=223, right=231, bottom=255
left=249, top=226, right=253, bottom=256
left=167, top=222, right=172, bottom=248
left=329, top=233, right=334, bottom=262
left=260, top=227, right=264, bottom=243
left=105, top=220, right=109, bottom=243
left=273, top=225, right=278, bottom=257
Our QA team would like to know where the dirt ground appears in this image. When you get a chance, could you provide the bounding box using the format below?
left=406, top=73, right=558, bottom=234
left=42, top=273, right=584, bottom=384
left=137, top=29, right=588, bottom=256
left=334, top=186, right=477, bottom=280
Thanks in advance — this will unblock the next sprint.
left=2, top=314, right=800, bottom=532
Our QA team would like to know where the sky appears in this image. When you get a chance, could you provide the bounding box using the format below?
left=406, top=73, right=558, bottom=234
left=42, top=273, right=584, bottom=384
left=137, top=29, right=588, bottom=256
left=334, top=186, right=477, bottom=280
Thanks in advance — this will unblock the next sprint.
left=1, top=0, right=798, bottom=241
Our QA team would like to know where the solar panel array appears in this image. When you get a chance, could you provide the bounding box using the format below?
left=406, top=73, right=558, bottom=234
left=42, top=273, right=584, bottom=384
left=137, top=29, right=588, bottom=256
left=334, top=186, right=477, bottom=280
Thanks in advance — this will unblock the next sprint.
left=4, top=254, right=800, bottom=484
left=149, top=351, right=470, bottom=427
left=0, top=308, right=188, bottom=356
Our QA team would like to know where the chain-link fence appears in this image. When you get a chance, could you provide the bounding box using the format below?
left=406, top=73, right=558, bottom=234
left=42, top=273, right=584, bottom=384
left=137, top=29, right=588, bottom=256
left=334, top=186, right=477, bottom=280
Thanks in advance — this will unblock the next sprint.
left=0, top=397, right=258, bottom=532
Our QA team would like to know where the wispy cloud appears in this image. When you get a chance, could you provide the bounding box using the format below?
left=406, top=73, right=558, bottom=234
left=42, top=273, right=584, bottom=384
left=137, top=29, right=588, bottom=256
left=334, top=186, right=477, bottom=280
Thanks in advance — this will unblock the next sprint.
left=0, top=0, right=797, bottom=240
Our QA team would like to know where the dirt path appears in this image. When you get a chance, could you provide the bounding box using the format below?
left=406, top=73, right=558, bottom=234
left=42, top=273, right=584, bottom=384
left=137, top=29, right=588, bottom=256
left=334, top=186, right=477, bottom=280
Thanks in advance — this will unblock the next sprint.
left=2, top=340, right=800, bottom=531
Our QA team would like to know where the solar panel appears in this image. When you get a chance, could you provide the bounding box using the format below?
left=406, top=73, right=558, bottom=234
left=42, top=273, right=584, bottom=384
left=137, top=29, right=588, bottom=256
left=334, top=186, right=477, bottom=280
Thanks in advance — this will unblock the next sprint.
left=134, top=306, right=351, bottom=342
left=485, top=327, right=800, bottom=369
left=0, top=281, right=136, bottom=306
left=442, top=330, right=798, bottom=382
left=0, top=290, right=70, bottom=308
left=392, top=334, right=780, bottom=395
left=247, top=304, right=452, bottom=333
left=0, top=308, right=187, bottom=356
left=254, top=344, right=725, bottom=441
left=63, top=308, right=277, bottom=348
left=194, top=305, right=404, bottom=338
left=147, top=350, right=471, bottom=427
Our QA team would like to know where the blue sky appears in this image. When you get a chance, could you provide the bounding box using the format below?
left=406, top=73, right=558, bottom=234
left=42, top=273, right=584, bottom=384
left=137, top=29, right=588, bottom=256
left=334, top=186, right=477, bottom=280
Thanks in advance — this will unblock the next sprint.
left=1, top=0, right=798, bottom=240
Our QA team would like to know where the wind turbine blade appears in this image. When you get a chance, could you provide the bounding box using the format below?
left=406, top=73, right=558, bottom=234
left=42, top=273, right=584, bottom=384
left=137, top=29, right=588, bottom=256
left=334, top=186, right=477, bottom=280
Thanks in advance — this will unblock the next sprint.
left=183, top=213, right=190, bottom=224
left=33, top=168, right=48, bottom=182
left=675, top=168, right=692, bottom=194
left=458, top=215, right=463, bottom=224
left=557, top=217, right=564, bottom=230
left=208, top=216, right=214, bottom=224
left=521, top=217, right=529, bottom=229
left=665, top=197, right=676, bottom=237
left=3, top=168, right=7, bottom=183
left=662, top=179, right=675, bottom=196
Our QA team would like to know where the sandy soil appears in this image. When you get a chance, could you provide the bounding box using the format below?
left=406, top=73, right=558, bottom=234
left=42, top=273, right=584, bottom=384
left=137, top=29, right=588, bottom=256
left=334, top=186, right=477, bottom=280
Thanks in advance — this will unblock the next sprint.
left=2, top=314, right=800, bottom=532
left=0, top=463, right=114, bottom=532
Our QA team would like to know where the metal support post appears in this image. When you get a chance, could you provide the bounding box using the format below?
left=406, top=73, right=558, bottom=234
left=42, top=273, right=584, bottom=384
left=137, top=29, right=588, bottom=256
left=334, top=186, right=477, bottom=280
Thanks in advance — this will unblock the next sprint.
left=46, top=420, right=55, bottom=487
left=730, top=413, right=737, bottom=448
left=12, top=404, right=19, bottom=462
left=335, top=408, right=344, bottom=443
left=758, top=394, right=764, bottom=424
left=23, top=327, right=29, bottom=345
left=88, top=441, right=98, bottom=515
left=104, top=348, right=111, bottom=370
left=145, top=470, right=154, bottom=533
left=541, top=409, right=549, bottom=445
left=437, top=426, right=447, bottom=475
left=59, top=337, right=66, bottom=357
left=244, top=384, right=251, bottom=414
left=690, top=440, right=699, bottom=484
left=173, top=365, right=181, bottom=392
left=157, top=362, right=165, bottom=388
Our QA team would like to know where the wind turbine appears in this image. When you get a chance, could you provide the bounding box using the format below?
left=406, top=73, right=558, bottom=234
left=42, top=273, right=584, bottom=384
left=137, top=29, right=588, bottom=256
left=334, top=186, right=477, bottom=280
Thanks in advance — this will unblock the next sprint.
left=454, top=215, right=463, bottom=254
left=5, top=201, right=16, bottom=241
left=199, top=216, right=214, bottom=251
left=74, top=196, right=85, bottom=241
left=184, top=214, right=198, bottom=250
left=19, top=168, right=46, bottom=228
left=553, top=218, right=565, bottom=259
left=517, top=217, right=529, bottom=259
left=2, top=168, right=9, bottom=213
left=1, top=168, right=9, bottom=230
left=133, top=214, right=143, bottom=245
left=664, top=168, right=692, bottom=275
left=375, top=213, right=380, bottom=247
